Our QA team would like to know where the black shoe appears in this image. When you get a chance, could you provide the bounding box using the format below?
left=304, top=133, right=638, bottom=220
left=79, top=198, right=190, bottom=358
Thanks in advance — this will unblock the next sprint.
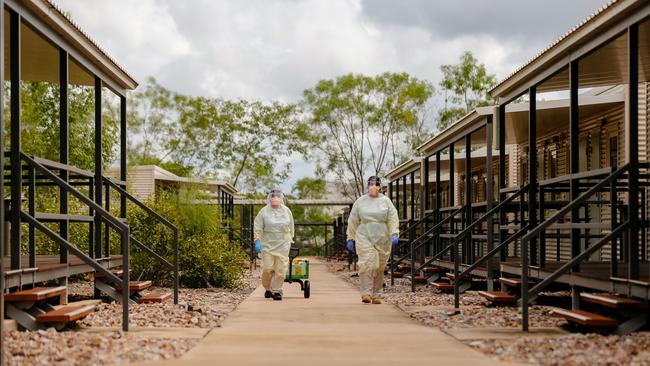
left=272, top=292, right=282, bottom=301
left=264, top=290, right=272, bottom=298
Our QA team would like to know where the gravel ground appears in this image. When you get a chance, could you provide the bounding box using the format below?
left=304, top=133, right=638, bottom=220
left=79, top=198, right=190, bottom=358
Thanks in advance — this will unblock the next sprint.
left=468, top=333, right=650, bottom=366
left=327, top=260, right=650, bottom=365
left=326, top=261, right=565, bottom=329
left=5, top=268, right=262, bottom=366
left=6, top=328, right=197, bottom=366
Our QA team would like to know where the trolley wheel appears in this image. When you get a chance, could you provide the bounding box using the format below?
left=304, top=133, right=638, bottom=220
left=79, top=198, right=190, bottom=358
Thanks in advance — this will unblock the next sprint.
left=304, top=280, right=310, bottom=299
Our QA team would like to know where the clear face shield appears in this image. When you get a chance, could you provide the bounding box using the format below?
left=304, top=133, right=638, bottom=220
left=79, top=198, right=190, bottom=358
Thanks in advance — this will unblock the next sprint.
left=267, top=189, right=284, bottom=207
left=367, top=177, right=381, bottom=195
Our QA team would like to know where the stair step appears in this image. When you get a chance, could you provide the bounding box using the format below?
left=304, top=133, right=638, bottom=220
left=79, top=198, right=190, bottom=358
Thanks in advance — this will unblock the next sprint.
left=5, top=286, right=67, bottom=303
left=137, top=292, right=171, bottom=304
left=397, top=264, right=412, bottom=271
left=580, top=293, right=650, bottom=311
left=404, top=275, right=428, bottom=284
left=422, top=267, right=440, bottom=274
left=36, top=304, right=96, bottom=324
left=498, top=277, right=533, bottom=288
left=478, top=291, right=516, bottom=303
left=95, top=268, right=133, bottom=279
left=392, top=271, right=404, bottom=278
left=550, top=307, right=619, bottom=328
left=128, top=281, right=152, bottom=291
left=114, top=281, right=153, bottom=292
left=446, top=273, right=471, bottom=281
left=431, top=282, right=454, bottom=292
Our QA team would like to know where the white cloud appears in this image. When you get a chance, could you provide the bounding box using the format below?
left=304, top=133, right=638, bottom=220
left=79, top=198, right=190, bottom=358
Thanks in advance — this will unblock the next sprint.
left=53, top=0, right=603, bottom=188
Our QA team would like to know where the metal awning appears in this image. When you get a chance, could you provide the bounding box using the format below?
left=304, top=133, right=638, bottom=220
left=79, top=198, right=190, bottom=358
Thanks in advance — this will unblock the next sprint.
left=490, top=0, right=650, bottom=101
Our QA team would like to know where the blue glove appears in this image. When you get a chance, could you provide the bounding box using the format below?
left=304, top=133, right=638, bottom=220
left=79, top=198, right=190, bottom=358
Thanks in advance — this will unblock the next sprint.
left=254, top=240, right=262, bottom=253
left=391, top=234, right=399, bottom=247
left=346, top=239, right=355, bottom=252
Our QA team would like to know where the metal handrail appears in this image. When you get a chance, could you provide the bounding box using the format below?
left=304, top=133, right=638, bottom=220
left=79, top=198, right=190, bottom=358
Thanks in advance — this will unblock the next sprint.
left=410, top=187, right=526, bottom=276
left=519, top=164, right=630, bottom=331
left=458, top=225, right=530, bottom=279
left=520, top=164, right=628, bottom=244
left=392, top=207, right=463, bottom=266
left=103, top=176, right=179, bottom=305
left=390, top=210, right=438, bottom=255
left=521, top=222, right=629, bottom=305
left=445, top=184, right=529, bottom=279
left=20, top=154, right=130, bottom=331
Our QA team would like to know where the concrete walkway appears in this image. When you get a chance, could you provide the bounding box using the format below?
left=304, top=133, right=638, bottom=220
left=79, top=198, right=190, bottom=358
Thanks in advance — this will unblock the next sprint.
left=137, top=259, right=521, bottom=366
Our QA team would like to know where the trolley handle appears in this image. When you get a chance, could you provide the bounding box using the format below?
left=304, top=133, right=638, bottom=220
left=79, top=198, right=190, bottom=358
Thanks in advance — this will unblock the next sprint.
left=289, top=246, right=300, bottom=260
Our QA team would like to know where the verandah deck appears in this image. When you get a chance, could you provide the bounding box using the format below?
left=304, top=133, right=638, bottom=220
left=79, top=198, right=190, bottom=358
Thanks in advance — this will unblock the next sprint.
left=3, top=255, right=123, bottom=288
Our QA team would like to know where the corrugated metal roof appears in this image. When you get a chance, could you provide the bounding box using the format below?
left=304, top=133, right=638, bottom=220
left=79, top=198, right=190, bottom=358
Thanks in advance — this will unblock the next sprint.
left=490, top=0, right=618, bottom=94
left=44, top=0, right=138, bottom=87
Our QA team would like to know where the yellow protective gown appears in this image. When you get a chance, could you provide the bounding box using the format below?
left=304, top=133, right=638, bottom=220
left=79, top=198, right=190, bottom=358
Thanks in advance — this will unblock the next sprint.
left=346, top=193, right=399, bottom=297
left=254, top=204, right=294, bottom=293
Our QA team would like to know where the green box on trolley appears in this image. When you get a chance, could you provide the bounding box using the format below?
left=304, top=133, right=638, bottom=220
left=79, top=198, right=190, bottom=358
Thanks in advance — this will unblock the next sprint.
left=285, top=248, right=310, bottom=298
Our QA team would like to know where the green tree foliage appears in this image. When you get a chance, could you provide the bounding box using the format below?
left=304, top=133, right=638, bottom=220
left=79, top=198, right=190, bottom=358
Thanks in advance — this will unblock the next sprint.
left=126, top=77, right=178, bottom=165
left=303, top=72, right=434, bottom=198
left=127, top=78, right=312, bottom=192
left=438, top=51, right=496, bottom=130
left=9, top=81, right=119, bottom=170
left=171, top=97, right=313, bottom=192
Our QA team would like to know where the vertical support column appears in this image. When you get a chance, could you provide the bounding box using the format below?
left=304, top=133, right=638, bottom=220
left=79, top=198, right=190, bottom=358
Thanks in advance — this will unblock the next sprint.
left=423, top=157, right=430, bottom=213
left=529, top=88, right=538, bottom=267
left=9, top=10, right=21, bottom=270
left=465, top=133, right=472, bottom=265
left=104, top=183, right=110, bottom=257
left=423, top=156, right=431, bottom=256
left=498, top=104, right=507, bottom=263
left=627, top=23, right=639, bottom=280
left=569, top=60, right=580, bottom=272
left=395, top=179, right=400, bottom=219
left=60, top=49, right=69, bottom=264
left=522, top=86, right=537, bottom=332
left=120, top=96, right=127, bottom=225
left=449, top=146, right=455, bottom=218
left=402, top=175, right=407, bottom=221
left=410, top=170, right=416, bottom=292
left=25, top=32, right=34, bottom=267
left=449, top=143, right=459, bottom=314
left=0, top=2, right=6, bottom=363
left=28, top=167, right=35, bottom=268
left=410, top=171, right=415, bottom=221
left=569, top=60, right=581, bottom=310
left=485, top=115, right=494, bottom=291
left=435, top=152, right=441, bottom=254
left=94, top=77, right=103, bottom=259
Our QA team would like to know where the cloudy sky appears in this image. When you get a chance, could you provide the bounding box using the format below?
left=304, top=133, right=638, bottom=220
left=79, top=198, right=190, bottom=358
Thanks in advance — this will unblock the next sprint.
left=56, top=0, right=608, bottom=189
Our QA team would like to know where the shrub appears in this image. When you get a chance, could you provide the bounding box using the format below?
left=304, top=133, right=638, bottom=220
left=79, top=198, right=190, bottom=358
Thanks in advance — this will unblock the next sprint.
left=128, top=189, right=248, bottom=288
